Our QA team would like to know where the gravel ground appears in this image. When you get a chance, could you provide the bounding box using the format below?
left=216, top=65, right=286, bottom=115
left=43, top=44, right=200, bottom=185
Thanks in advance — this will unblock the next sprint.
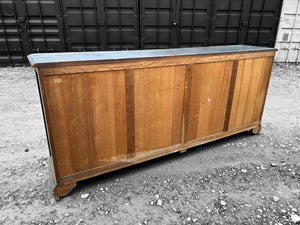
left=0, top=64, right=299, bottom=225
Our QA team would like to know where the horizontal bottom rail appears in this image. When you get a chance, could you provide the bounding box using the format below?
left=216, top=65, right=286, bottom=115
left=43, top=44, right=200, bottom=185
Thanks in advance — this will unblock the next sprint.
left=59, top=121, right=260, bottom=185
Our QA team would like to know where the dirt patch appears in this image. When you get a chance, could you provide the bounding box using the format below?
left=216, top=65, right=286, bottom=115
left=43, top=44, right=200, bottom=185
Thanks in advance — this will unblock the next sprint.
left=0, top=64, right=299, bottom=225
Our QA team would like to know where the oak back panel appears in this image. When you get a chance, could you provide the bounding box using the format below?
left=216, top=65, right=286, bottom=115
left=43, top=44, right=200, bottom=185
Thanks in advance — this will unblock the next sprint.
left=228, top=57, right=274, bottom=130
left=185, top=61, right=233, bottom=142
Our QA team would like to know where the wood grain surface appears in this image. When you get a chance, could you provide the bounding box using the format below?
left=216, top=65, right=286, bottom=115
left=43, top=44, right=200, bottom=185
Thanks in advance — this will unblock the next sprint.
left=185, top=61, right=233, bottom=142
left=228, top=57, right=274, bottom=130
left=36, top=49, right=276, bottom=198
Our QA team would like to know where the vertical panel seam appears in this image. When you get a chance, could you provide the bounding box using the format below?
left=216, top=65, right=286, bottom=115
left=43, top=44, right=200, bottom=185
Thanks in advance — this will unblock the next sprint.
left=182, top=64, right=193, bottom=143
left=125, top=69, right=136, bottom=158
left=223, top=60, right=239, bottom=132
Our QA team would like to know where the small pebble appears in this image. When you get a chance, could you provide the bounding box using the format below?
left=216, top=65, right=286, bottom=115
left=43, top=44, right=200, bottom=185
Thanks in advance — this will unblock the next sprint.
left=157, top=199, right=163, bottom=207
left=241, top=169, right=247, bottom=173
left=271, top=163, right=277, bottom=167
left=80, top=193, right=89, bottom=199
left=220, top=200, right=226, bottom=206
left=291, top=214, right=300, bottom=224
left=25, top=148, right=29, bottom=152
left=272, top=196, right=280, bottom=202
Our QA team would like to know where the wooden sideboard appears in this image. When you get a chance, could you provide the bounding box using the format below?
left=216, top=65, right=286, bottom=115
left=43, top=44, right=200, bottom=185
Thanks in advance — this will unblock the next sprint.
left=28, top=45, right=276, bottom=199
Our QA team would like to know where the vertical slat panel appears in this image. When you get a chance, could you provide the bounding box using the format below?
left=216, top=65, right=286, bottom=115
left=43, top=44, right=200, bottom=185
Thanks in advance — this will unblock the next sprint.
left=185, top=61, right=233, bottom=141
left=89, top=70, right=127, bottom=164
left=251, top=57, right=274, bottom=121
left=44, top=74, right=97, bottom=176
left=242, top=59, right=265, bottom=125
left=133, top=65, right=185, bottom=154
left=228, top=57, right=274, bottom=130
left=43, top=76, right=74, bottom=177
left=43, top=70, right=129, bottom=177
left=112, top=71, right=128, bottom=159
left=60, top=74, right=94, bottom=171
left=228, top=59, right=253, bottom=129
left=197, top=61, right=233, bottom=136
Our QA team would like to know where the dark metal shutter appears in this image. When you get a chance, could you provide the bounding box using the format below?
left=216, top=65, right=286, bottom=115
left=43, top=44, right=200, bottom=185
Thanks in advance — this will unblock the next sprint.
left=61, top=0, right=139, bottom=51
left=0, top=0, right=65, bottom=65
left=0, top=0, right=283, bottom=65
left=214, top=0, right=282, bottom=47
left=177, top=0, right=212, bottom=47
left=0, top=0, right=26, bottom=65
left=140, top=0, right=283, bottom=49
left=139, top=0, right=177, bottom=49
left=244, top=0, right=282, bottom=47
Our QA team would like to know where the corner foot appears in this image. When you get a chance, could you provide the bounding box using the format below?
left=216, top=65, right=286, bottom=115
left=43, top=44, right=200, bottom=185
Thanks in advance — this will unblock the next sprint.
left=250, top=124, right=261, bottom=135
left=54, top=182, right=77, bottom=199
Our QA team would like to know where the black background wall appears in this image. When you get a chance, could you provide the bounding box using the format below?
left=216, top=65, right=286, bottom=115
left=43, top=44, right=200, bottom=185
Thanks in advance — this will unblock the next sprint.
left=0, top=0, right=283, bottom=65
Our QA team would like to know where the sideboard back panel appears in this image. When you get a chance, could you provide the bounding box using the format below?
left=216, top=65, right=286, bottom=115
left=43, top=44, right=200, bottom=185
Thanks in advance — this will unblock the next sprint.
left=29, top=46, right=276, bottom=198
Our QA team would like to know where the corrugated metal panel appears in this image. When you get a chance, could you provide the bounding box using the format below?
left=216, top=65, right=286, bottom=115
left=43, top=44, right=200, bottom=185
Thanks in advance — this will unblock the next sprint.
left=177, top=0, right=211, bottom=47
left=243, top=0, right=282, bottom=47
left=214, top=0, right=282, bottom=47
left=0, top=0, right=283, bottom=65
left=140, top=0, right=282, bottom=49
left=139, top=0, right=176, bottom=49
left=275, top=0, right=300, bottom=62
left=0, top=0, right=65, bottom=65
left=61, top=0, right=139, bottom=51
left=0, top=0, right=25, bottom=65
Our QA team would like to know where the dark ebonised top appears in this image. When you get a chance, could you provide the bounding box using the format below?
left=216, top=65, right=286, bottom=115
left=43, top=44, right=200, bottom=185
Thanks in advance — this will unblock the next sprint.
left=28, top=45, right=275, bottom=67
